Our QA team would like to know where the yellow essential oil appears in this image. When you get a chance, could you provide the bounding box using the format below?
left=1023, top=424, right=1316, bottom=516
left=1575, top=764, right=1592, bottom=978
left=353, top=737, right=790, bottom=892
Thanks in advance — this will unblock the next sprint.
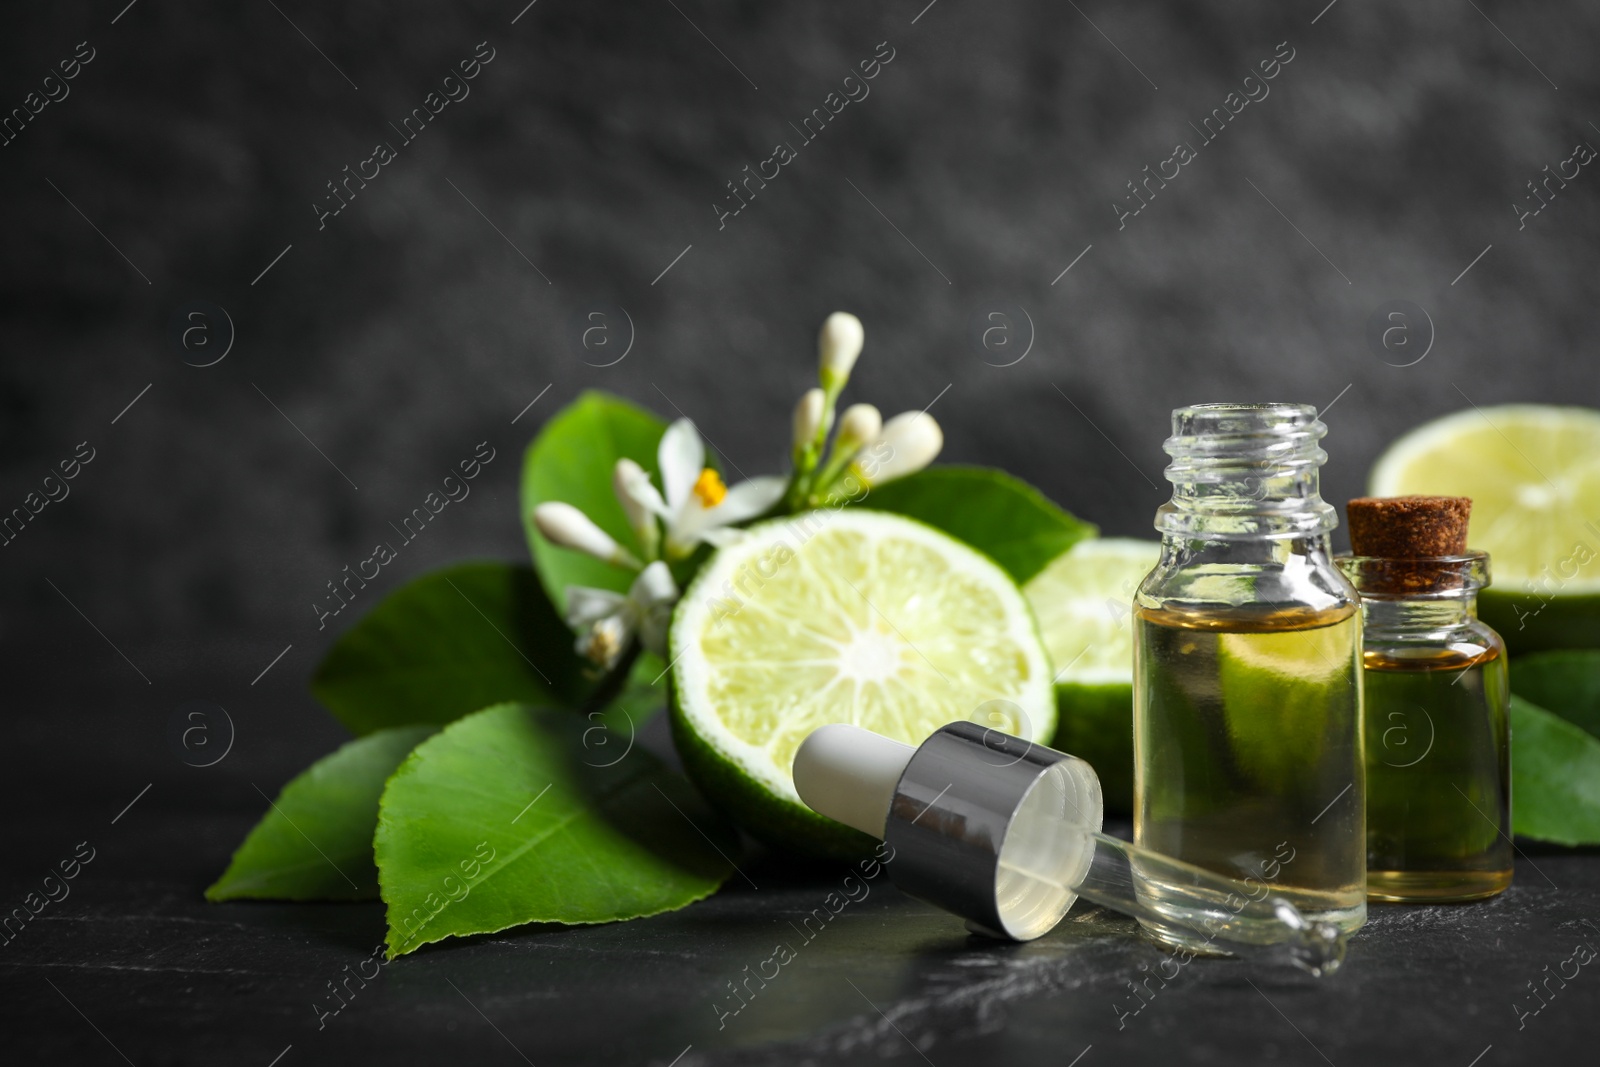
left=1339, top=509, right=1513, bottom=904
left=1135, top=603, right=1366, bottom=950
left=1361, top=646, right=1512, bottom=900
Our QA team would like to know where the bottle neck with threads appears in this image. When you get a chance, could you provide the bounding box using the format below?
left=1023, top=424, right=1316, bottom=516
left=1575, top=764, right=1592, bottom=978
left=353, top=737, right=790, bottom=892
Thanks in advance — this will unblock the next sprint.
left=1158, top=403, right=1337, bottom=540
left=1144, top=404, right=1353, bottom=620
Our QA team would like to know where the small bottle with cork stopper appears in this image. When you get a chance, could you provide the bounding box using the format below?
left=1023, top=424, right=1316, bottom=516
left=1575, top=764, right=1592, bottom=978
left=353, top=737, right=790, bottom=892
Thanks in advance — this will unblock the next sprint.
left=1338, top=495, right=1513, bottom=902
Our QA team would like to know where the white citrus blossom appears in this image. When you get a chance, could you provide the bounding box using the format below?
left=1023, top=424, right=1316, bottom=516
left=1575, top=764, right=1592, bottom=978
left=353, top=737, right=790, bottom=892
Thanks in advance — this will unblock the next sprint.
left=818, top=312, right=864, bottom=390
left=532, top=501, right=641, bottom=569
left=792, top=388, right=825, bottom=449
left=856, top=411, right=943, bottom=486
left=565, top=561, right=679, bottom=668
left=835, top=403, right=882, bottom=455
left=619, top=418, right=786, bottom=560
left=612, top=458, right=660, bottom=560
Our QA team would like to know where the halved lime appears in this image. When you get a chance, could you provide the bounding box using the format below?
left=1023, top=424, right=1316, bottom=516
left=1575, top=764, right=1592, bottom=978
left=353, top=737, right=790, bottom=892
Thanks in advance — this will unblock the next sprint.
left=1216, top=612, right=1362, bottom=797
left=670, top=510, right=1056, bottom=858
left=1368, top=405, right=1600, bottom=652
left=1023, top=538, right=1160, bottom=813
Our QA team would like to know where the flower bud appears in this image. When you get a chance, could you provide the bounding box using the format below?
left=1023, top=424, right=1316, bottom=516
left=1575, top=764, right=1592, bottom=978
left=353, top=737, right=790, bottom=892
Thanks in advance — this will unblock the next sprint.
left=792, top=388, right=826, bottom=449
left=533, top=502, right=641, bottom=569
left=855, top=412, right=943, bottom=486
left=834, top=403, right=882, bottom=454
left=818, top=312, right=864, bottom=389
left=612, top=458, right=660, bottom=558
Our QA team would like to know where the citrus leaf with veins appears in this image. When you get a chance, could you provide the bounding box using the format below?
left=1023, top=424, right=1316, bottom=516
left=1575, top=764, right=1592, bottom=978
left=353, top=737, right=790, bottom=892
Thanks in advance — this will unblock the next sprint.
left=312, top=562, right=590, bottom=735
left=1511, top=695, right=1600, bottom=846
left=375, top=702, right=738, bottom=957
left=207, top=726, right=436, bottom=901
left=522, top=391, right=670, bottom=613
left=860, top=465, right=1096, bottom=584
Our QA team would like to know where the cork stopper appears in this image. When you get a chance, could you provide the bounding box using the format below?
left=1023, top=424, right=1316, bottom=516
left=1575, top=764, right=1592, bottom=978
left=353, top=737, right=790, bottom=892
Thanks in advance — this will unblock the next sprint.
left=1345, top=496, right=1472, bottom=594
left=1347, top=496, right=1470, bottom=557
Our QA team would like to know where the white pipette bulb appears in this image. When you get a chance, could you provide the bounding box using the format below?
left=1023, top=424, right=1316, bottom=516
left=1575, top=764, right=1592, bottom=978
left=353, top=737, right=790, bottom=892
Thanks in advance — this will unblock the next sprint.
left=793, top=724, right=915, bottom=839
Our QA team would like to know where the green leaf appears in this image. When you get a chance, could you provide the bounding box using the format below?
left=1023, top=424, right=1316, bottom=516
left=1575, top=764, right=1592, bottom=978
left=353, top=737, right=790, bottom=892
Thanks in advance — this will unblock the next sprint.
left=620, top=650, right=669, bottom=717
left=1511, top=695, right=1600, bottom=846
left=375, top=702, right=737, bottom=957
left=859, top=465, right=1097, bottom=584
left=206, top=726, right=435, bottom=901
left=312, top=562, right=591, bottom=736
left=521, top=391, right=668, bottom=613
left=1510, top=650, right=1600, bottom=739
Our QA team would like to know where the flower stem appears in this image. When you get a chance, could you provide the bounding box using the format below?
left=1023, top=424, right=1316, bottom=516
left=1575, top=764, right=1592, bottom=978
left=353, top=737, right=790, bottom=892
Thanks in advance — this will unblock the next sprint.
left=581, top=640, right=643, bottom=715
left=810, top=444, right=863, bottom=503
left=783, top=382, right=845, bottom=511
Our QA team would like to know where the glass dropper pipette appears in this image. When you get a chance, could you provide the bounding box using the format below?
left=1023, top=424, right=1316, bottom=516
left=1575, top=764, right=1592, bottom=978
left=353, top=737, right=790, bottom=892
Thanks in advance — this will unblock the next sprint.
left=794, top=722, right=1347, bottom=975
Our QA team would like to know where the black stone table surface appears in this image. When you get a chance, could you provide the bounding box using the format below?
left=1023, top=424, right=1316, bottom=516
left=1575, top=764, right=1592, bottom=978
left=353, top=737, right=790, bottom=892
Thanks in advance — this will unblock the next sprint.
left=3, top=643, right=1599, bottom=1066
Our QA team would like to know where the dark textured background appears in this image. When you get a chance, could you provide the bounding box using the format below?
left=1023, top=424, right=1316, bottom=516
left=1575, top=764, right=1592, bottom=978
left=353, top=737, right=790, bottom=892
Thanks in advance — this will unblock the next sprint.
left=3, top=0, right=1598, bottom=1063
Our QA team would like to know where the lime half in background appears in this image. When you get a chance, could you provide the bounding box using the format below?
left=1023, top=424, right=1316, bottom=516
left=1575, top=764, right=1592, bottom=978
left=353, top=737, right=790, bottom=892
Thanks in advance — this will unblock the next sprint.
left=670, top=510, right=1056, bottom=859
left=1368, top=405, right=1600, bottom=653
left=1023, top=538, right=1160, bottom=813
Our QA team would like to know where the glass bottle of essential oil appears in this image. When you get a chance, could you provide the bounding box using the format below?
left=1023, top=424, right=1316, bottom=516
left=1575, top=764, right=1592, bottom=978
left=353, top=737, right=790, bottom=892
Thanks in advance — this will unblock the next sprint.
left=1134, top=404, right=1366, bottom=953
left=1339, top=496, right=1513, bottom=902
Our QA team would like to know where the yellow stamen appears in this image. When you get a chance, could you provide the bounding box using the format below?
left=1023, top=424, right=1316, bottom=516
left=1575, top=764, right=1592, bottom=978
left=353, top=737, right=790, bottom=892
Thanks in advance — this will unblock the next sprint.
left=692, top=467, right=728, bottom=508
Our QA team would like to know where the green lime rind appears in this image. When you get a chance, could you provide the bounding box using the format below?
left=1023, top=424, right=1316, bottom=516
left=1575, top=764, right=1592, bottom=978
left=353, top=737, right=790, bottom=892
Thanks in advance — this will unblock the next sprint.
left=1050, top=682, right=1134, bottom=815
left=1025, top=538, right=1158, bottom=815
left=1480, top=589, right=1600, bottom=656
left=668, top=685, right=879, bottom=861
